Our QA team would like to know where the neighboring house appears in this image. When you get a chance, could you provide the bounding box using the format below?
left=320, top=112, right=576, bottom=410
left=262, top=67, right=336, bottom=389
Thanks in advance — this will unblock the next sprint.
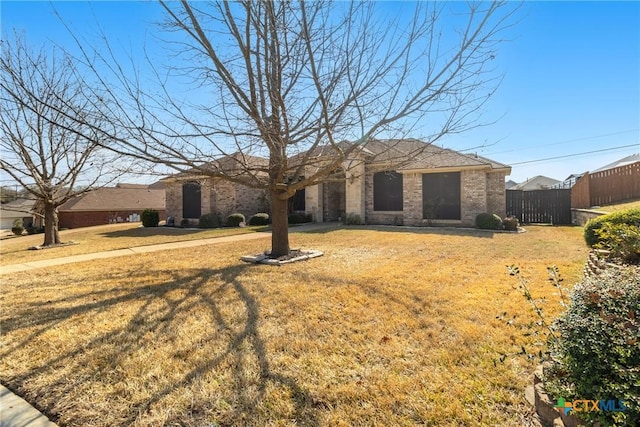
left=0, top=198, right=38, bottom=230
left=510, top=175, right=561, bottom=191
left=164, top=139, right=511, bottom=227
left=58, top=184, right=166, bottom=229
left=592, top=153, right=640, bottom=173
left=505, top=179, right=518, bottom=190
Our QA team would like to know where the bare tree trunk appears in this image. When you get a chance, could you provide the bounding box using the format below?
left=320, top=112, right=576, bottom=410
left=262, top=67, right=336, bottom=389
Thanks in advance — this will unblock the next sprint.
left=270, top=190, right=290, bottom=258
left=43, top=202, right=61, bottom=247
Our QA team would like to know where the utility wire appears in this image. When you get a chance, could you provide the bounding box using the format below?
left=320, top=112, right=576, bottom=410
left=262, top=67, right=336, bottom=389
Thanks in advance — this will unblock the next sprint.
left=509, top=144, right=639, bottom=166
left=476, top=128, right=640, bottom=156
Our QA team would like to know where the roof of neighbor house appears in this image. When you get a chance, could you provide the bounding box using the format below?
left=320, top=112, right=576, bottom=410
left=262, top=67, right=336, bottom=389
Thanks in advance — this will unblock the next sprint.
left=505, top=180, right=518, bottom=189
left=162, top=152, right=269, bottom=181
left=592, top=153, right=640, bottom=172
left=0, top=198, right=36, bottom=217
left=58, top=187, right=165, bottom=212
left=115, top=181, right=167, bottom=190
left=510, top=175, right=562, bottom=191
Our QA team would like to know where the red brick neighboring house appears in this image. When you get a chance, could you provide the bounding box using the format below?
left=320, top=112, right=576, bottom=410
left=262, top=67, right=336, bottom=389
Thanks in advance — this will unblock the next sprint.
left=58, top=183, right=166, bottom=229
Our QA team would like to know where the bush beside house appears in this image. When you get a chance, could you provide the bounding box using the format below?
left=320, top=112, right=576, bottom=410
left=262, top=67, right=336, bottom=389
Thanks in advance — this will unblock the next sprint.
left=545, top=268, right=639, bottom=426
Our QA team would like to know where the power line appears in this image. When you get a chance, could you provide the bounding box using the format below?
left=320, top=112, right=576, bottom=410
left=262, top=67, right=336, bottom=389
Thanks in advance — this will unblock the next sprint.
left=480, top=128, right=640, bottom=156
left=509, top=144, right=639, bottom=166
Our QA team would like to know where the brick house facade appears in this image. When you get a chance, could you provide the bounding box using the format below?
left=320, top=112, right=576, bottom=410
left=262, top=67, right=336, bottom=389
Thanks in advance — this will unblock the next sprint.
left=164, top=140, right=511, bottom=227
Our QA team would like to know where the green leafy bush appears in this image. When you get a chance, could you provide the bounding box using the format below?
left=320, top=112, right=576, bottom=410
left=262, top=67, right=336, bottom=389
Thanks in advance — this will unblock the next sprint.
left=180, top=218, right=191, bottom=228
left=11, top=218, right=24, bottom=236
left=248, top=213, right=270, bottom=226
left=545, top=268, right=640, bottom=426
left=503, top=216, right=519, bottom=231
left=227, top=213, right=246, bottom=227
left=288, top=212, right=312, bottom=224
left=344, top=213, right=363, bottom=225
left=594, top=222, right=640, bottom=263
left=198, top=213, right=221, bottom=229
left=475, top=213, right=503, bottom=230
left=141, top=209, right=159, bottom=227
left=26, top=225, right=44, bottom=235
left=584, top=208, right=640, bottom=247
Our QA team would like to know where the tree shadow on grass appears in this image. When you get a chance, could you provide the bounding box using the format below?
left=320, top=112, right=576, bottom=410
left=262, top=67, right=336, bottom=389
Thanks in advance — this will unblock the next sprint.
left=295, top=223, right=504, bottom=238
left=0, top=264, right=319, bottom=426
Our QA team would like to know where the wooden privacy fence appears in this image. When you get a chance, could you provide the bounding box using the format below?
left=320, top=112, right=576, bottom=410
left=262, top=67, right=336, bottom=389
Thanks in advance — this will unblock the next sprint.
left=571, top=162, right=640, bottom=208
left=506, top=189, right=572, bottom=224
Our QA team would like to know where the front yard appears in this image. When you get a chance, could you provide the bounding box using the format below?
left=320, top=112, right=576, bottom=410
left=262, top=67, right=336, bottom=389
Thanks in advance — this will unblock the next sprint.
left=0, top=226, right=589, bottom=426
left=0, top=222, right=266, bottom=266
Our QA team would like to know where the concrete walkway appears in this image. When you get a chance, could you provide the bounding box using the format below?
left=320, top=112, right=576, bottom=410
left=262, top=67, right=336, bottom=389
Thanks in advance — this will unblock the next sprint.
left=0, top=222, right=338, bottom=426
left=0, top=385, right=57, bottom=427
left=0, top=222, right=338, bottom=275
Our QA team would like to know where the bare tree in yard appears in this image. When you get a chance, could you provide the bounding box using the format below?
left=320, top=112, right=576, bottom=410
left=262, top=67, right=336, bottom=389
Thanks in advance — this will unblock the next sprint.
left=67, top=1, right=516, bottom=257
left=0, top=37, right=122, bottom=247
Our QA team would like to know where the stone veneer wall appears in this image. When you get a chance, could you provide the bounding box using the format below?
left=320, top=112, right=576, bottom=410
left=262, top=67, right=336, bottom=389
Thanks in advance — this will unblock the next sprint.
left=460, top=170, right=487, bottom=226
left=485, top=171, right=508, bottom=218
left=165, top=182, right=183, bottom=222
left=165, top=178, right=269, bottom=224
left=363, top=169, right=502, bottom=227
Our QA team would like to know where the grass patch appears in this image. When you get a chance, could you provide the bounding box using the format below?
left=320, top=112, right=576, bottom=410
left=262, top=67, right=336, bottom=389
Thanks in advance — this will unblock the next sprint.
left=596, top=198, right=640, bottom=212
left=0, top=223, right=266, bottom=266
left=0, top=226, right=589, bottom=426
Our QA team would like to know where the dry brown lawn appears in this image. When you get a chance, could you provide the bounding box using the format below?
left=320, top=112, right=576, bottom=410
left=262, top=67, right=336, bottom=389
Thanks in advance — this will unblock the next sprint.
left=0, top=225, right=589, bottom=426
left=0, top=223, right=264, bottom=266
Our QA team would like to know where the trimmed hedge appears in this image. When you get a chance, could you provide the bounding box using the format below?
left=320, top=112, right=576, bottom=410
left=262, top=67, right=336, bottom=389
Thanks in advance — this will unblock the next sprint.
left=288, top=212, right=312, bottom=224
left=584, top=208, right=640, bottom=247
left=503, top=216, right=519, bottom=231
left=11, top=218, right=24, bottom=236
left=141, top=209, right=159, bottom=227
left=249, top=213, right=270, bottom=226
left=475, top=213, right=503, bottom=230
left=227, top=213, right=246, bottom=227
left=199, top=213, right=221, bottom=229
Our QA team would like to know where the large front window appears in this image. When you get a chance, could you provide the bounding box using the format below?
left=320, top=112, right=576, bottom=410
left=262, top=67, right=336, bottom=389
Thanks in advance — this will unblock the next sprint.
left=182, top=181, right=201, bottom=218
left=373, top=171, right=403, bottom=211
left=422, top=172, right=460, bottom=220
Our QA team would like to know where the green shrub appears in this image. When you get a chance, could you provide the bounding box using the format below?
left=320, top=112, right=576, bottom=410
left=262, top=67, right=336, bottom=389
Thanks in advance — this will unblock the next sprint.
left=288, top=212, right=312, bottom=224
left=198, top=213, right=221, bottom=229
left=545, top=268, right=640, bottom=425
left=584, top=208, right=640, bottom=247
left=344, top=213, right=363, bottom=225
left=26, top=225, right=44, bottom=235
left=227, top=213, right=246, bottom=227
left=503, top=216, right=519, bottom=231
left=593, top=222, right=640, bottom=264
left=141, top=209, right=159, bottom=227
left=475, top=213, right=503, bottom=230
left=180, top=218, right=191, bottom=228
left=11, top=218, right=24, bottom=236
left=248, top=213, right=270, bottom=226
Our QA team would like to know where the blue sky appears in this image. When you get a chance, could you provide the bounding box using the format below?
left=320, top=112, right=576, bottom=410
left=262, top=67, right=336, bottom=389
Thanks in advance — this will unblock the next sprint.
left=2, top=1, right=639, bottom=184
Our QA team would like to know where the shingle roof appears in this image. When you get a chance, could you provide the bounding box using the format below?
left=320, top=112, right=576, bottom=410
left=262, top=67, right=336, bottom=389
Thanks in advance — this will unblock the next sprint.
left=510, top=175, right=561, bottom=191
left=59, top=188, right=165, bottom=212
left=592, top=153, right=640, bottom=172
left=364, top=139, right=510, bottom=172
left=163, top=152, right=269, bottom=181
